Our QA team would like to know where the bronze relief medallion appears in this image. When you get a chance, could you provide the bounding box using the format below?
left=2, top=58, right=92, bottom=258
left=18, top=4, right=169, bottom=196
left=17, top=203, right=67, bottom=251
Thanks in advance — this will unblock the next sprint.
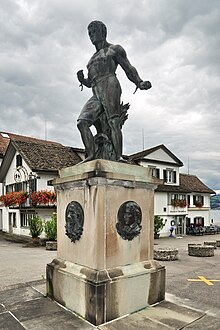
left=116, top=201, right=142, bottom=241
left=65, top=201, right=84, bottom=243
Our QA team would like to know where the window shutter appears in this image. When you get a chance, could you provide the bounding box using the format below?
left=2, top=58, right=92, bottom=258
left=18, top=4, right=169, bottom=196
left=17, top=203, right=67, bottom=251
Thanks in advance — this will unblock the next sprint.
left=201, top=196, right=204, bottom=205
left=156, top=168, right=160, bottom=179
left=16, top=155, right=22, bottom=167
left=187, top=195, right=190, bottom=206
left=173, top=171, right=176, bottom=183
left=163, top=170, right=167, bottom=182
left=193, top=196, right=196, bottom=205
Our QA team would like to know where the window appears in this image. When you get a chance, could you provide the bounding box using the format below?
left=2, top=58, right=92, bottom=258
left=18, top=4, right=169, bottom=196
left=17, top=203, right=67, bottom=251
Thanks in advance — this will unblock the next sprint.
left=194, top=217, right=204, bottom=226
left=6, top=182, right=28, bottom=193
left=9, top=213, right=17, bottom=227
left=187, top=195, right=190, bottom=206
left=6, top=184, right=14, bottom=193
left=149, top=166, right=160, bottom=178
left=20, top=211, right=36, bottom=228
left=163, top=169, right=176, bottom=183
left=0, top=133, right=9, bottom=138
left=16, top=154, right=22, bottom=167
left=29, top=178, right=36, bottom=193
left=169, top=194, right=187, bottom=207
left=15, top=183, right=22, bottom=192
left=193, top=195, right=204, bottom=207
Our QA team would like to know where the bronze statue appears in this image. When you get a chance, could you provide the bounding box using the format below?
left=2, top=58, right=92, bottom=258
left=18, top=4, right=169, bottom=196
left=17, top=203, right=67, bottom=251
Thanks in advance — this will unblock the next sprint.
left=77, top=21, right=151, bottom=162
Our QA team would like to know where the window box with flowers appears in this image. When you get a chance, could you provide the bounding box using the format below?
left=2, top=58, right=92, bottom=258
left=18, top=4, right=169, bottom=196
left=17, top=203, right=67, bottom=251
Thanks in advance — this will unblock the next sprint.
left=31, top=190, right=56, bottom=207
left=0, top=191, right=28, bottom=207
left=194, top=201, right=203, bottom=208
left=171, top=199, right=187, bottom=208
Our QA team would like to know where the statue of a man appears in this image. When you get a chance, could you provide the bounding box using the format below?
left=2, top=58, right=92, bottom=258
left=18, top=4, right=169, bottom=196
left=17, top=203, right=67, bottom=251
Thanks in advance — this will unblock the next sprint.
left=77, top=20, right=151, bottom=162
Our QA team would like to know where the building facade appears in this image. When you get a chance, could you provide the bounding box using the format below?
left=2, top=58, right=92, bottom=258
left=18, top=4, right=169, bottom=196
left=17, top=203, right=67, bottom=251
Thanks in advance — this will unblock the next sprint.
left=0, top=133, right=214, bottom=238
left=0, top=132, right=82, bottom=237
left=128, top=145, right=215, bottom=237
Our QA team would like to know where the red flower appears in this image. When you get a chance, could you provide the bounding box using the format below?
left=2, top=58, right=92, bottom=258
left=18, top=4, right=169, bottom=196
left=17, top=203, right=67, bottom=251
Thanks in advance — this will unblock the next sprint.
left=30, top=190, right=56, bottom=206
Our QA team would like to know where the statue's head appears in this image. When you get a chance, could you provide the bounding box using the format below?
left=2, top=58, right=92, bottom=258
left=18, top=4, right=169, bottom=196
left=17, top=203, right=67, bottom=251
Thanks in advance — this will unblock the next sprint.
left=88, top=21, right=107, bottom=44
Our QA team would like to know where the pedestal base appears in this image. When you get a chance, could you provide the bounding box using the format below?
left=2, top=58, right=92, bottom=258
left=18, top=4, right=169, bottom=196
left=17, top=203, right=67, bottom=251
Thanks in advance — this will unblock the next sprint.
left=47, top=258, right=165, bottom=326
left=47, top=160, right=165, bottom=326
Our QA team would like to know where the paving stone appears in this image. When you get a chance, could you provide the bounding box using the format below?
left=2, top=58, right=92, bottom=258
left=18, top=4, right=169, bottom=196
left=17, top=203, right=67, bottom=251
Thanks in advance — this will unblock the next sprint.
left=138, top=301, right=205, bottom=329
left=0, top=286, right=42, bottom=308
left=10, top=297, right=62, bottom=322
left=98, top=313, right=173, bottom=330
left=30, top=282, right=46, bottom=296
left=184, top=315, right=220, bottom=329
left=0, top=311, right=25, bottom=329
left=22, top=310, right=95, bottom=330
left=0, top=303, right=6, bottom=313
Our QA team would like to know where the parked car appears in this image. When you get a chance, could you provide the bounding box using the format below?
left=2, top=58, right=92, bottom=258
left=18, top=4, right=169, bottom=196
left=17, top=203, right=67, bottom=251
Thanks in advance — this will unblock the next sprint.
left=204, top=226, right=216, bottom=235
left=186, top=225, right=204, bottom=236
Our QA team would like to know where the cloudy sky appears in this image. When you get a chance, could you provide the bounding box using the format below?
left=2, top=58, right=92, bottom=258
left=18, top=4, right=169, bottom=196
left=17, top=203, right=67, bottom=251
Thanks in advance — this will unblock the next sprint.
left=0, top=0, right=219, bottom=190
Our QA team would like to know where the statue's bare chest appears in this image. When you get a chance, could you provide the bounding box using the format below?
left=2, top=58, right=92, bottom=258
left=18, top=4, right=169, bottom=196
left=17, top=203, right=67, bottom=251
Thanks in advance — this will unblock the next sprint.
left=87, top=48, right=116, bottom=77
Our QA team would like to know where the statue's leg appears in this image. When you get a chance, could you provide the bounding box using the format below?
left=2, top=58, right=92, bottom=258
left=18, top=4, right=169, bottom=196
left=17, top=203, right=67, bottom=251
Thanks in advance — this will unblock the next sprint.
left=108, top=116, right=122, bottom=160
left=77, top=119, right=95, bottom=161
left=102, top=80, right=122, bottom=160
left=77, top=95, right=103, bottom=161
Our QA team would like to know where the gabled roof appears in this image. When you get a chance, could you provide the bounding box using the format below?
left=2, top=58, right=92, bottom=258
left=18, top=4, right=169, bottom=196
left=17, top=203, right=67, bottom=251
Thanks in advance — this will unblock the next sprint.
left=0, top=131, right=61, bottom=156
left=179, top=173, right=215, bottom=194
left=0, top=133, right=82, bottom=182
left=12, top=140, right=82, bottom=171
left=128, top=144, right=183, bottom=167
left=156, top=173, right=215, bottom=194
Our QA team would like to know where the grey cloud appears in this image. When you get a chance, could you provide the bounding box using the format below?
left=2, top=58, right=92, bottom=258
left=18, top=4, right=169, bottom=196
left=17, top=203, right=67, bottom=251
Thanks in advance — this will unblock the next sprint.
left=0, top=0, right=219, bottom=189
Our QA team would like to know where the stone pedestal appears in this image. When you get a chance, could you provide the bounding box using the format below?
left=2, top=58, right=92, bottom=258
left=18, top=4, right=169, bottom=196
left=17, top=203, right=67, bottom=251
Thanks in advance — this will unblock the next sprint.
left=46, top=160, right=165, bottom=325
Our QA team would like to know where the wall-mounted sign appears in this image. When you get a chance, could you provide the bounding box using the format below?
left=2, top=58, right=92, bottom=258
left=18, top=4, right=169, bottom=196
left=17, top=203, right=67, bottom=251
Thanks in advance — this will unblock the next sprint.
left=14, top=166, right=29, bottom=182
left=14, top=170, right=22, bottom=182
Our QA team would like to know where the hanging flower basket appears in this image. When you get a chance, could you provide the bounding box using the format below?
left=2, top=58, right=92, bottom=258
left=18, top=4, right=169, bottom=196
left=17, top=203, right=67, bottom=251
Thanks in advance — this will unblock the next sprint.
left=0, top=191, right=28, bottom=207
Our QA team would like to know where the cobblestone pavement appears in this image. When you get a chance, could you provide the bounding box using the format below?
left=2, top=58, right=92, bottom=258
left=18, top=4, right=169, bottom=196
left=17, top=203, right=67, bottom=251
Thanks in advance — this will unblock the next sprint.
left=1, top=232, right=220, bottom=329
left=0, top=232, right=56, bottom=291
left=155, top=234, right=220, bottom=319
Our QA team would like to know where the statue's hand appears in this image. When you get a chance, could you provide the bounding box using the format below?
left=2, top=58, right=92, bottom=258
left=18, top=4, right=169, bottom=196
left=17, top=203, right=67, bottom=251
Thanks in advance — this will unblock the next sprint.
left=139, top=81, right=152, bottom=90
left=77, top=70, right=84, bottom=83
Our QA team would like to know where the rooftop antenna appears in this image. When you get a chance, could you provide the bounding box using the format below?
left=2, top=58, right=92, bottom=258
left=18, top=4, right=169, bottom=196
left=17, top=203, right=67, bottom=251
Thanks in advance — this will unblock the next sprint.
left=142, top=128, right=145, bottom=150
left=187, top=156, right=190, bottom=174
left=45, top=120, right=47, bottom=140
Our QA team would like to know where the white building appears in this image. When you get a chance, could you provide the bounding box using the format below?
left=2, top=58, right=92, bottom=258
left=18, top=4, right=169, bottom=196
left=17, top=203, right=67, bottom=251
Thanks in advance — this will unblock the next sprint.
left=0, top=132, right=214, bottom=238
left=0, top=132, right=82, bottom=237
left=128, top=144, right=215, bottom=237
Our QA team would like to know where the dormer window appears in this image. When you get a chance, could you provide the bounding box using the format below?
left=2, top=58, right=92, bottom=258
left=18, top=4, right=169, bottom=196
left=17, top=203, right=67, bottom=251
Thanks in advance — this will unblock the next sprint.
left=149, top=166, right=160, bottom=179
left=16, top=154, right=22, bottom=167
left=163, top=169, right=176, bottom=183
left=0, top=132, right=9, bottom=138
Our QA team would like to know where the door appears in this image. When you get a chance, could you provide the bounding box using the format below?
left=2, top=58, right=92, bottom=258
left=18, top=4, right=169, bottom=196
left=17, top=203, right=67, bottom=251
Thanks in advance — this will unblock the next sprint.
left=0, top=209, right=2, bottom=230
left=8, top=213, right=13, bottom=234
left=176, top=216, right=185, bottom=235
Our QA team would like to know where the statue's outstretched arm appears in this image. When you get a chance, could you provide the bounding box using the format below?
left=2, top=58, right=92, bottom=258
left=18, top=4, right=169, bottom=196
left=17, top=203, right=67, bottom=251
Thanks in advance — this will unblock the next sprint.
left=114, top=45, right=152, bottom=92
left=77, top=70, right=92, bottom=89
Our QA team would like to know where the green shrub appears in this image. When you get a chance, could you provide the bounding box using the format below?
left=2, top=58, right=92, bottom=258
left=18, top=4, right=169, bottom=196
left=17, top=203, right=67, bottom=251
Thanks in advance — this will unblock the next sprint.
left=154, top=215, right=164, bottom=235
left=45, top=213, right=57, bottom=241
left=29, top=215, right=43, bottom=238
